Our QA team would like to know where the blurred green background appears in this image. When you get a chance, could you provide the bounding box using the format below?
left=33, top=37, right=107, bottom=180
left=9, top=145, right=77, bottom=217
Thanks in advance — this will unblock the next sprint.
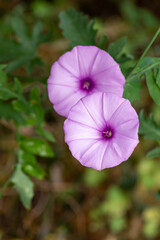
left=0, top=0, right=160, bottom=239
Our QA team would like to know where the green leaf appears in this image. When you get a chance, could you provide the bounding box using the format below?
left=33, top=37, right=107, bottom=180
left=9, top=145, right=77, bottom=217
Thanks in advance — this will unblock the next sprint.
left=30, top=87, right=41, bottom=102
left=98, top=35, right=107, bottom=49
left=11, top=16, right=30, bottom=47
left=32, top=22, right=43, bottom=46
left=0, top=101, right=25, bottom=124
left=23, top=161, right=45, bottom=179
left=123, top=76, right=141, bottom=102
left=0, top=65, right=7, bottom=86
left=21, top=136, right=54, bottom=157
left=11, top=165, right=34, bottom=209
left=147, top=147, right=160, bottom=158
left=146, top=69, right=160, bottom=106
left=36, top=127, right=55, bottom=143
left=59, top=9, right=97, bottom=47
left=139, top=9, right=159, bottom=29
left=120, top=1, right=138, bottom=27
left=118, top=53, right=133, bottom=64
left=18, top=149, right=45, bottom=179
left=25, top=57, right=43, bottom=74
left=139, top=110, right=160, bottom=140
left=0, top=39, right=24, bottom=62
left=107, top=37, right=127, bottom=59
left=14, top=78, right=23, bottom=96
left=0, top=75, right=19, bottom=100
left=0, top=64, right=7, bottom=70
left=138, top=57, right=157, bottom=69
left=12, top=99, right=33, bottom=114
left=30, top=88, right=44, bottom=125
left=0, top=18, right=46, bottom=74
left=6, top=55, right=34, bottom=74
left=127, top=57, right=160, bottom=81
left=156, top=68, right=160, bottom=88
left=0, top=88, right=16, bottom=100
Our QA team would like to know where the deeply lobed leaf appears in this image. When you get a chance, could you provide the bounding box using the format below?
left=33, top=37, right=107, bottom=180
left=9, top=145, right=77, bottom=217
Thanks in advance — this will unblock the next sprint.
left=139, top=110, right=160, bottom=141
left=59, top=9, right=97, bottom=47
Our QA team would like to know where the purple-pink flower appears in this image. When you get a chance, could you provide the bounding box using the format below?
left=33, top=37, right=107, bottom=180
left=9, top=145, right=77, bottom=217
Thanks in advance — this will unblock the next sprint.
left=47, top=45, right=125, bottom=117
left=64, top=92, right=139, bottom=170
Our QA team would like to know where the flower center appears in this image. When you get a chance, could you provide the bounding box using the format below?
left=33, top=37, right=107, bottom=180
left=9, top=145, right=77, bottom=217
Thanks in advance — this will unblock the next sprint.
left=102, top=127, right=114, bottom=140
left=103, top=130, right=112, bottom=138
left=80, top=78, right=94, bottom=92
left=82, top=80, right=91, bottom=90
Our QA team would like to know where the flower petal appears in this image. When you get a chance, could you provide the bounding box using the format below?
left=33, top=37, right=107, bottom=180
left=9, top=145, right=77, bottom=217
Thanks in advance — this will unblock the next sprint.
left=112, top=133, right=139, bottom=160
left=58, top=47, right=81, bottom=77
left=64, top=92, right=139, bottom=170
left=116, top=119, right=139, bottom=140
left=48, top=61, right=78, bottom=86
left=81, top=93, right=106, bottom=129
left=76, top=46, right=100, bottom=77
left=108, top=99, right=139, bottom=127
left=47, top=83, right=77, bottom=105
left=48, top=46, right=126, bottom=117
left=67, top=99, right=99, bottom=129
left=95, top=83, right=123, bottom=97
left=92, top=65, right=125, bottom=87
left=100, top=141, right=124, bottom=169
left=53, top=89, right=86, bottom=117
left=64, top=118, right=101, bottom=142
left=79, top=140, right=108, bottom=171
left=102, top=93, right=125, bottom=122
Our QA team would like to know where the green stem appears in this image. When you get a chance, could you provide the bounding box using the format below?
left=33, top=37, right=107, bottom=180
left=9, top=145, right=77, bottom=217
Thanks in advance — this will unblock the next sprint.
left=128, top=61, right=160, bottom=80
left=0, top=179, right=11, bottom=198
left=127, top=27, right=160, bottom=79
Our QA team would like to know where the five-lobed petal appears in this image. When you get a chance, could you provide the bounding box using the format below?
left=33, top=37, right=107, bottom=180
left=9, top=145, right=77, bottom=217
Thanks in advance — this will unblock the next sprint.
left=47, top=45, right=125, bottom=117
left=64, top=92, right=139, bottom=170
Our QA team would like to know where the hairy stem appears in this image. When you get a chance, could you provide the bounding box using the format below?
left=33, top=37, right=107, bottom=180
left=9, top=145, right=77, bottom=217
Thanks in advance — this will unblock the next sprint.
left=127, top=27, right=160, bottom=80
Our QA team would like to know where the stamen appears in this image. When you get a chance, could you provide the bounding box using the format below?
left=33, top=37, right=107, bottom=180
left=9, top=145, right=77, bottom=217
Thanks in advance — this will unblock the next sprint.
left=103, top=130, right=112, bottom=138
left=82, top=81, right=91, bottom=90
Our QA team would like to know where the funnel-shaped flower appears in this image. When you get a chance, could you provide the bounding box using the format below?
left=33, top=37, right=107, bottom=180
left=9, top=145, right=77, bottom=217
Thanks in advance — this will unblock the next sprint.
left=64, top=92, right=139, bottom=170
left=47, top=46, right=125, bottom=117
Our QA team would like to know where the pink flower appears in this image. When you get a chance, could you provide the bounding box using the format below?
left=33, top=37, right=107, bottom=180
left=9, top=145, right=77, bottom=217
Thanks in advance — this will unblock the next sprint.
left=64, top=92, right=139, bottom=170
left=47, top=46, right=125, bottom=117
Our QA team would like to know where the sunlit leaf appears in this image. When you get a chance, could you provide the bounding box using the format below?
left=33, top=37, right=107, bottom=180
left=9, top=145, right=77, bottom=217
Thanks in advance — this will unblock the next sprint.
left=11, top=165, right=34, bottom=209
left=21, top=136, right=54, bottom=157
left=18, top=149, right=45, bottom=179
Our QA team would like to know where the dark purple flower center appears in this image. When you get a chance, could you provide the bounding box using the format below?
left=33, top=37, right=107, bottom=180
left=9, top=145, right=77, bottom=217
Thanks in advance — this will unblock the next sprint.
left=80, top=78, right=94, bottom=92
left=102, top=127, right=114, bottom=140
left=82, top=80, right=91, bottom=90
